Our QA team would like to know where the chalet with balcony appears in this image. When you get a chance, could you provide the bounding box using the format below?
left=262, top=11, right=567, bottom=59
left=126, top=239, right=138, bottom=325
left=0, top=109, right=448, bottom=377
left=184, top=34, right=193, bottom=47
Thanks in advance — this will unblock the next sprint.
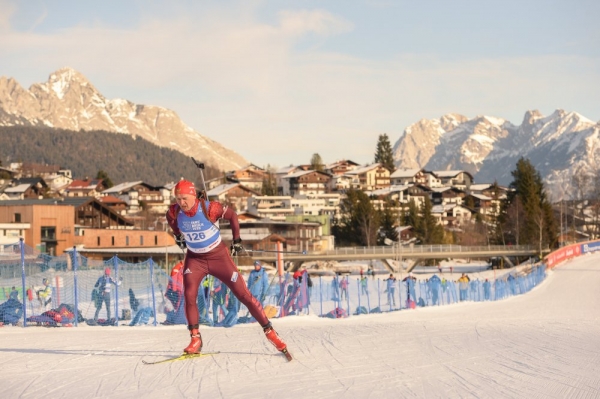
left=390, top=169, right=444, bottom=187
left=226, top=164, right=268, bottom=192
left=430, top=187, right=466, bottom=206
left=324, top=160, right=360, bottom=176
left=101, top=181, right=168, bottom=215
left=247, top=196, right=295, bottom=221
left=207, top=183, right=260, bottom=212
left=463, top=194, right=499, bottom=218
left=99, top=195, right=129, bottom=216
left=431, top=170, right=473, bottom=190
left=432, top=204, right=473, bottom=228
left=344, top=163, right=390, bottom=191
left=275, top=165, right=313, bottom=195
left=44, top=170, right=74, bottom=193
left=1, top=178, right=49, bottom=200
left=284, top=170, right=332, bottom=196
left=64, top=178, right=107, bottom=197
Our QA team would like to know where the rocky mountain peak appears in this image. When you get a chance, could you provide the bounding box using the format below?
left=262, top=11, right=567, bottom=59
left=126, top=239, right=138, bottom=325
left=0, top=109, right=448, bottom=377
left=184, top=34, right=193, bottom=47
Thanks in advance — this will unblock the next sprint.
left=0, top=68, right=247, bottom=172
left=393, top=109, right=599, bottom=200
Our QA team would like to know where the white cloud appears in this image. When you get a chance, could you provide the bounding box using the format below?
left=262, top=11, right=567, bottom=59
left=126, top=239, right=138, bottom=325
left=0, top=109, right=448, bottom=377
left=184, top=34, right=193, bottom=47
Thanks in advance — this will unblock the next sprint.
left=278, top=9, right=353, bottom=37
left=0, top=0, right=16, bottom=32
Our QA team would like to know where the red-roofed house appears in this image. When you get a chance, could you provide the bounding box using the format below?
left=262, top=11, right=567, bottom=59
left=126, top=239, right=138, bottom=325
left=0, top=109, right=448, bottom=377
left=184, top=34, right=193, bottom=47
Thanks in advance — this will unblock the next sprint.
left=65, top=178, right=108, bottom=197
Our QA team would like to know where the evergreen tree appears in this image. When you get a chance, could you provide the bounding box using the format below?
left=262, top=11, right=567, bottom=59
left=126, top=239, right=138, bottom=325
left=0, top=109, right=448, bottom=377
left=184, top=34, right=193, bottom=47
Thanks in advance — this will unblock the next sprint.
left=96, top=169, right=114, bottom=188
left=499, top=157, right=558, bottom=251
left=374, top=133, right=395, bottom=172
left=310, top=153, right=324, bottom=171
left=403, top=199, right=421, bottom=234
left=334, top=188, right=380, bottom=246
left=377, top=198, right=399, bottom=244
left=415, top=196, right=445, bottom=244
left=261, top=166, right=277, bottom=196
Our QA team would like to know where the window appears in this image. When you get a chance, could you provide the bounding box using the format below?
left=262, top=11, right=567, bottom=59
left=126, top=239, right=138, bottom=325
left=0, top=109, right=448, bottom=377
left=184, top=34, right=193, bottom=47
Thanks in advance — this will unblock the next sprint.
left=111, top=236, right=115, bottom=246
left=154, top=235, right=158, bottom=245
left=97, top=237, right=101, bottom=246
left=126, top=236, right=130, bottom=246
left=41, top=227, right=56, bottom=241
left=140, top=235, right=144, bottom=245
left=14, top=213, right=21, bottom=223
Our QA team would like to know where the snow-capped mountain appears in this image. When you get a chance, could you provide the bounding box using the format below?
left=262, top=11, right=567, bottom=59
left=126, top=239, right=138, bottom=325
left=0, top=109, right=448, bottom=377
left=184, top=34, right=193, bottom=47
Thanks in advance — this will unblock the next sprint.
left=393, top=110, right=600, bottom=199
left=0, top=68, right=247, bottom=172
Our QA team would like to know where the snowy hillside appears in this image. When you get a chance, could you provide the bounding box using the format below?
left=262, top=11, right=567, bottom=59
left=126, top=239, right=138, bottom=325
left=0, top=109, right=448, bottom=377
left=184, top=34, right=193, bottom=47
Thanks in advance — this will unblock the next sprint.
left=2, top=253, right=599, bottom=398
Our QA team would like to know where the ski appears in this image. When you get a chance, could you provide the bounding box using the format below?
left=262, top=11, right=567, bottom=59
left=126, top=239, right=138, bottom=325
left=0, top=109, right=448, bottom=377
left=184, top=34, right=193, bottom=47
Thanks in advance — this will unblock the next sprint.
left=281, top=348, right=293, bottom=362
left=142, top=351, right=220, bottom=365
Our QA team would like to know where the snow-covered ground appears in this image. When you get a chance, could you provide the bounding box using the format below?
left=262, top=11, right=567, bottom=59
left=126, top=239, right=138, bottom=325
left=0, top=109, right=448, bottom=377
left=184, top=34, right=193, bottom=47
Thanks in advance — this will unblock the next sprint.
left=2, top=253, right=599, bottom=398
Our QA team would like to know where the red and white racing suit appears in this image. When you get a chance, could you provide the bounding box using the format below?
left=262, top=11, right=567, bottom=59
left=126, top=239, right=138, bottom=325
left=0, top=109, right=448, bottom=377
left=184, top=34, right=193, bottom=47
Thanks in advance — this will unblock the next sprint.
left=166, top=199, right=269, bottom=327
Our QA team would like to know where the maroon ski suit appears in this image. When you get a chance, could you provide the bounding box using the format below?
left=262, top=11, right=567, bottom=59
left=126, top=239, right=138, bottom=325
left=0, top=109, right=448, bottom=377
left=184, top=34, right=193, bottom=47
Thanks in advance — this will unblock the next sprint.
left=166, top=200, right=269, bottom=327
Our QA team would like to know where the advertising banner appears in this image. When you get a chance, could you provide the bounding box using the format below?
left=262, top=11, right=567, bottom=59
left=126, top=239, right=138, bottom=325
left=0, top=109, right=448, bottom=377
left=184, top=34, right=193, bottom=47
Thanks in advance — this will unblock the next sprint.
left=581, top=241, right=600, bottom=254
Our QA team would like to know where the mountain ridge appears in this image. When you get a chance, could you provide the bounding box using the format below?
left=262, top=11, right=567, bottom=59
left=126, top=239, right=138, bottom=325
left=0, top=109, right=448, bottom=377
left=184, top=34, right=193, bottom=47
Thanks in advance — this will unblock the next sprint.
left=393, top=109, right=600, bottom=199
left=0, top=68, right=247, bottom=172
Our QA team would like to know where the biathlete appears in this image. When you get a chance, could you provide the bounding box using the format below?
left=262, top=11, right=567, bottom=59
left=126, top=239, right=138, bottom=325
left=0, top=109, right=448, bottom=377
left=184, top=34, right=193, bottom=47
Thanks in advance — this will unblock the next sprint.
left=166, top=179, right=288, bottom=356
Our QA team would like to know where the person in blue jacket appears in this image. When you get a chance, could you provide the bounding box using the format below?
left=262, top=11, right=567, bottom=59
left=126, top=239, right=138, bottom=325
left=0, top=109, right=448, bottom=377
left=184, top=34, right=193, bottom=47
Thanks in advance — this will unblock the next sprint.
left=211, top=278, right=228, bottom=324
left=384, top=274, right=397, bottom=307
left=247, top=261, right=269, bottom=305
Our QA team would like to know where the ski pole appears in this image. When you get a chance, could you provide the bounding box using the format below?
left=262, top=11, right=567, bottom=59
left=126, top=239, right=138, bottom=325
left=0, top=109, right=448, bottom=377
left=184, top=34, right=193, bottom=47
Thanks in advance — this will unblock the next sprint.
left=191, top=157, right=209, bottom=199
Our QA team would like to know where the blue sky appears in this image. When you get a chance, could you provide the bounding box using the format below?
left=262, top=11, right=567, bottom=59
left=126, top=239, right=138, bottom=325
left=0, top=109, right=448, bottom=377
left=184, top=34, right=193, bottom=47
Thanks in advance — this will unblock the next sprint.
left=1, top=0, right=599, bottom=168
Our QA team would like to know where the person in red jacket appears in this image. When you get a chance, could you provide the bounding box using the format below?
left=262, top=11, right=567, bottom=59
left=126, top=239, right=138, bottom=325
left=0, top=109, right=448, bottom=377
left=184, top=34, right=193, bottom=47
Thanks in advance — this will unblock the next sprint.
left=166, top=179, right=288, bottom=356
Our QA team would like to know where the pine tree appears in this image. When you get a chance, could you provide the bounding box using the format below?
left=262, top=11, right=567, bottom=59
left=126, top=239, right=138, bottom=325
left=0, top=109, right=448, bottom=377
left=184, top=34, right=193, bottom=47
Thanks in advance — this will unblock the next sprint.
left=96, top=170, right=114, bottom=188
left=416, top=196, right=445, bottom=244
left=500, top=157, right=558, bottom=251
left=310, top=153, right=324, bottom=171
left=334, top=188, right=380, bottom=246
left=374, top=133, right=395, bottom=172
left=377, top=198, right=399, bottom=244
left=261, top=165, right=277, bottom=195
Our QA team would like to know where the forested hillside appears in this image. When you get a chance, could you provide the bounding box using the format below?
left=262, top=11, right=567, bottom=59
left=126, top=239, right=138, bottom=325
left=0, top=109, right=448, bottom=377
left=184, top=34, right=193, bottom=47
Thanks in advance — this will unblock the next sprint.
left=0, top=126, right=223, bottom=186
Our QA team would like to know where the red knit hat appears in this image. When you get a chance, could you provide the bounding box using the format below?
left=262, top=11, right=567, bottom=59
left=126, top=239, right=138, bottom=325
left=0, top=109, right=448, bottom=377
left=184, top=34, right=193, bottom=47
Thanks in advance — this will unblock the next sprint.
left=105, top=267, right=111, bottom=275
left=174, top=180, right=196, bottom=196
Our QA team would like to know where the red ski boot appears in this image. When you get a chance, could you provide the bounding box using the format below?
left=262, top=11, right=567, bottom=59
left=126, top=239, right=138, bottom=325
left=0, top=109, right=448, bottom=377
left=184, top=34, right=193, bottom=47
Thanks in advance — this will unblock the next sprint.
left=183, top=325, right=202, bottom=354
left=263, top=322, right=292, bottom=360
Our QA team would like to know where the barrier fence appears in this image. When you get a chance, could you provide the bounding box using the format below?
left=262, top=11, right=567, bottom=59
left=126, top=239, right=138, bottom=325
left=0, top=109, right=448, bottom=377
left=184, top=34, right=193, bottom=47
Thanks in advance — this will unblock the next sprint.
left=0, top=239, right=553, bottom=328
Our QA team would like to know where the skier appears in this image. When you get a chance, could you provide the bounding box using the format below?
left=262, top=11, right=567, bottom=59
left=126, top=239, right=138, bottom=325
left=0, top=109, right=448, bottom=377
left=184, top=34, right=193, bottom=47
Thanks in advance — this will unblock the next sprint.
left=166, top=179, right=288, bottom=356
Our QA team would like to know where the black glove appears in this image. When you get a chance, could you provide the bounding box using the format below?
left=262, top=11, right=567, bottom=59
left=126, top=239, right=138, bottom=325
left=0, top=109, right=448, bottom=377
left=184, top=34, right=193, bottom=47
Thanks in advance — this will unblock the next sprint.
left=175, top=233, right=186, bottom=250
left=230, top=238, right=243, bottom=256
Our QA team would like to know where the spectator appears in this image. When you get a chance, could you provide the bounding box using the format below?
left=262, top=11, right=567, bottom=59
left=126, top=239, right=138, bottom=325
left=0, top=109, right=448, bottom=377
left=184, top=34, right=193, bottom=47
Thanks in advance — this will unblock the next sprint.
left=211, top=279, right=228, bottom=324
left=93, top=268, right=121, bottom=321
left=403, top=273, right=417, bottom=305
left=429, top=274, right=441, bottom=305
left=384, top=274, right=397, bottom=307
left=9, top=286, right=19, bottom=301
left=483, top=278, right=491, bottom=301
left=339, top=275, right=349, bottom=301
left=331, top=274, right=340, bottom=301
left=458, top=273, right=470, bottom=301
left=36, top=278, right=52, bottom=311
left=305, top=268, right=313, bottom=299
left=248, top=261, right=269, bottom=305
left=129, top=288, right=140, bottom=313
left=360, top=275, right=368, bottom=295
